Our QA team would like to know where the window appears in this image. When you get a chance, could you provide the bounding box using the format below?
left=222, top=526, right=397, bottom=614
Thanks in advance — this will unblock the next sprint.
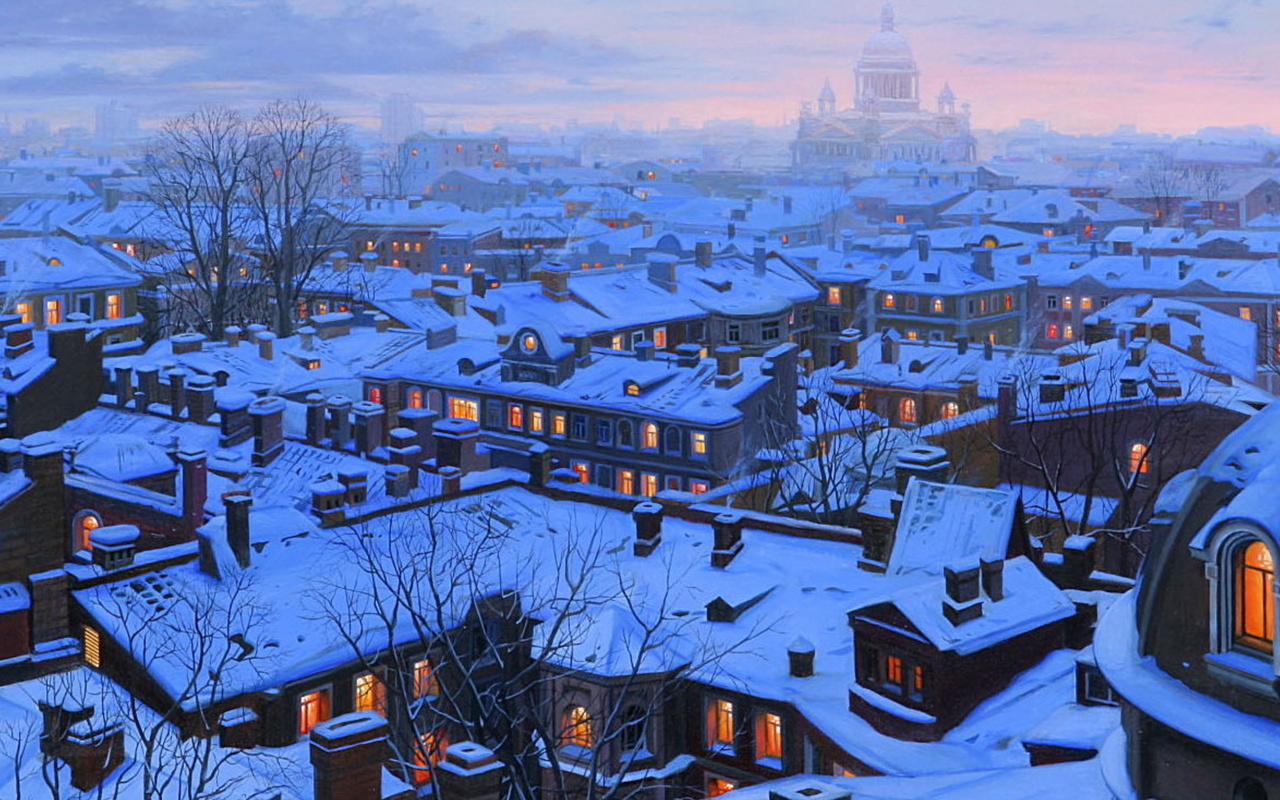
left=1004, top=293, right=1014, bottom=311
left=619, top=705, right=647, bottom=752
left=931, top=297, right=944, bottom=313
left=45, top=298, right=62, bottom=325
left=905, top=330, right=918, bottom=341
left=413, top=659, right=438, bottom=698
left=298, top=689, right=331, bottom=736
left=827, top=286, right=842, bottom=305
left=75, top=511, right=102, bottom=551
left=1235, top=777, right=1269, bottom=800
left=571, top=414, right=587, bottom=440
left=883, top=293, right=896, bottom=309
left=755, top=712, right=783, bottom=763
left=611, top=334, right=624, bottom=351
left=508, top=404, right=524, bottom=430
left=1241, top=306, right=1253, bottom=321
left=1129, top=442, right=1149, bottom=475
left=354, top=672, right=386, bottom=715
left=596, top=420, right=612, bottom=445
left=653, top=327, right=668, bottom=349
left=642, top=422, right=659, bottom=450
left=707, top=778, right=738, bottom=798
left=618, top=420, right=633, bottom=447
left=1063, top=296, right=1074, bottom=310
left=690, top=480, right=709, bottom=495
left=706, top=698, right=736, bottom=752
left=876, top=652, right=925, bottom=702
left=368, top=387, right=383, bottom=405
left=905, top=295, right=918, bottom=312
left=552, top=413, right=567, bottom=437
left=1046, top=323, right=1059, bottom=339
left=762, top=321, right=780, bottom=342
left=899, top=397, right=917, bottom=424
left=449, top=397, right=479, bottom=421
left=1081, top=296, right=1093, bottom=311
left=83, top=625, right=101, bottom=668
left=1236, top=540, right=1275, bottom=655
left=1064, top=325, right=1074, bottom=340
left=14, top=302, right=30, bottom=324
left=641, top=473, right=658, bottom=497
left=413, top=730, right=448, bottom=785
left=563, top=704, right=594, bottom=748
left=618, top=470, right=636, bottom=495
left=407, top=388, right=424, bottom=409
left=727, top=323, right=742, bottom=343
left=530, top=408, right=544, bottom=434
left=665, top=427, right=682, bottom=454
left=572, top=462, right=590, bottom=483
left=521, top=333, right=538, bottom=352
left=940, top=401, right=960, bottom=420
left=1046, top=295, right=1058, bottom=310
left=106, top=293, right=122, bottom=320
left=691, top=431, right=708, bottom=456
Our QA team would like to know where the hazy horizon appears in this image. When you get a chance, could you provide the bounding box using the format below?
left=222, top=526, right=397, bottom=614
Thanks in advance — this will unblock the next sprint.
left=3, top=0, right=1278, bottom=139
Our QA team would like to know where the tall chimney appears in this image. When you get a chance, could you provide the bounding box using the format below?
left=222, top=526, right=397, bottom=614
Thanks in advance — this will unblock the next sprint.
left=917, top=235, right=931, bottom=262
left=224, top=491, right=252, bottom=569
left=753, top=235, right=767, bottom=276
left=633, top=501, right=663, bottom=557
left=310, top=712, right=389, bottom=800
left=710, top=511, right=745, bottom=568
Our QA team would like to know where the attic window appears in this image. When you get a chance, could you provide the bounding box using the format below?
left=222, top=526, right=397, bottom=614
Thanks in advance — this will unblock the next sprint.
left=624, top=381, right=641, bottom=397
left=521, top=333, right=538, bottom=352
left=48, top=258, right=62, bottom=266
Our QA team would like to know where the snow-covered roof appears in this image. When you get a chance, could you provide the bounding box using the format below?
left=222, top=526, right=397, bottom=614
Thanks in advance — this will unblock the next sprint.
left=888, top=479, right=1019, bottom=575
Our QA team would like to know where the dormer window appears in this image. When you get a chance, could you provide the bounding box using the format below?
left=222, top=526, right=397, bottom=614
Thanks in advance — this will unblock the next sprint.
left=625, top=381, right=641, bottom=397
left=521, top=333, right=538, bottom=352
left=1236, top=540, right=1275, bottom=655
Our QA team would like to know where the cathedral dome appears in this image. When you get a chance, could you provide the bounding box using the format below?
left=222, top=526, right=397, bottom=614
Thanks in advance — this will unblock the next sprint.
left=861, top=30, right=914, bottom=63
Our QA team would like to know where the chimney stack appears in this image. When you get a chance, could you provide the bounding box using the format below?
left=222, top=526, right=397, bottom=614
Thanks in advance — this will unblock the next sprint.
left=695, top=240, right=713, bottom=267
left=310, top=712, right=390, bottom=800
left=710, top=511, right=745, bottom=568
left=753, top=235, right=767, bottom=276
left=633, top=501, right=663, bottom=557
left=980, top=558, right=1004, bottom=601
left=435, top=743, right=505, bottom=800
left=248, top=396, right=286, bottom=466
left=942, top=564, right=983, bottom=625
left=224, top=491, right=252, bottom=569
left=713, top=346, right=743, bottom=389
left=787, top=636, right=815, bottom=678
left=838, top=328, right=861, bottom=369
left=257, top=331, right=276, bottom=361
left=917, top=234, right=931, bottom=262
left=955, top=335, right=969, bottom=356
left=224, top=325, right=242, bottom=347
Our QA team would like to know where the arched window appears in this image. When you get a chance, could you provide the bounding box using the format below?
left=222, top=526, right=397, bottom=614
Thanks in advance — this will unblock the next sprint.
left=563, top=704, right=594, bottom=748
left=665, top=427, right=682, bottom=454
left=619, top=705, right=647, bottom=752
left=883, top=293, right=896, bottom=309
left=407, top=388, right=424, bottom=409
left=427, top=389, right=443, bottom=413
left=368, top=387, right=383, bottom=405
left=74, top=511, right=102, bottom=552
left=642, top=422, right=659, bottom=450
left=931, top=297, right=944, bottom=314
left=940, top=401, right=960, bottom=420
left=1129, top=442, right=1150, bottom=475
left=899, top=397, right=917, bottom=424
left=1235, top=540, right=1275, bottom=655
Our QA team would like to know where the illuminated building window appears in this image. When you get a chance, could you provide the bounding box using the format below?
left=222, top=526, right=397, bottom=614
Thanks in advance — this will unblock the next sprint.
left=618, top=470, right=635, bottom=495
left=448, top=397, right=479, bottom=421
left=883, top=293, right=895, bottom=309
left=1129, top=442, right=1149, bottom=475
left=690, top=481, right=709, bottom=495
left=940, top=401, right=960, bottom=420
left=508, top=403, right=524, bottom=430
left=354, top=672, right=386, bottom=715
left=653, top=327, right=667, bottom=349
left=755, top=712, right=783, bottom=762
left=1240, top=306, right=1253, bottom=321
left=572, top=462, right=589, bottom=483
left=552, top=413, right=567, bottom=436
left=106, top=293, right=122, bottom=320
left=642, top=422, right=659, bottom=450
left=827, top=287, right=841, bottom=305
left=368, top=387, right=383, bottom=405
left=522, top=333, right=538, bottom=352
left=692, top=431, right=708, bottom=456
left=641, top=473, right=658, bottom=497
left=407, top=388, right=424, bottom=409
left=1046, top=323, right=1059, bottom=339
left=931, top=297, right=943, bottom=313
left=1004, top=293, right=1014, bottom=311
left=562, top=705, right=594, bottom=748
left=529, top=408, right=544, bottom=434
left=1236, top=540, right=1275, bottom=655
left=1063, top=296, right=1073, bottom=310
left=45, top=298, right=62, bottom=325
left=15, top=302, right=30, bottom=323
left=83, top=626, right=101, bottom=668
left=706, top=698, right=736, bottom=751
left=413, top=730, right=448, bottom=785
left=298, top=689, right=331, bottom=736
left=413, top=659, right=438, bottom=697
left=707, top=778, right=738, bottom=798
left=899, top=397, right=917, bottom=424
left=1064, top=325, right=1074, bottom=340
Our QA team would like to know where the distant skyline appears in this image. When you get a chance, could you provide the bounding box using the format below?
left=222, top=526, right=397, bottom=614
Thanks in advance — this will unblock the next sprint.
left=1, top=0, right=1277, bottom=138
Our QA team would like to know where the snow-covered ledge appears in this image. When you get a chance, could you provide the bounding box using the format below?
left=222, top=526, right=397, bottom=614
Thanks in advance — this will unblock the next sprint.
left=1095, top=590, right=1280, bottom=771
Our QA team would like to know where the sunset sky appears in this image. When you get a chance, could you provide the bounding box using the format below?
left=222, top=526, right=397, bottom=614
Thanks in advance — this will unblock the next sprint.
left=4, top=0, right=1277, bottom=135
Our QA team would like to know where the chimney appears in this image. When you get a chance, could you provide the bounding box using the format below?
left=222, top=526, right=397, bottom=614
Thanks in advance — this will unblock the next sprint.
left=39, top=702, right=126, bottom=792
left=298, top=325, right=316, bottom=351
left=1120, top=376, right=1139, bottom=398
left=893, top=445, right=950, bottom=494
left=916, top=234, right=931, bottom=262
left=539, top=261, right=572, bottom=302
left=112, top=365, right=132, bottom=408
left=633, top=501, right=663, bottom=557
left=310, top=712, right=390, bottom=800
left=983, top=339, right=994, bottom=361
left=634, top=340, right=655, bottom=362
left=1127, top=338, right=1148, bottom=367
left=352, top=400, right=386, bottom=457
left=840, top=229, right=855, bottom=255
left=310, top=478, right=347, bottom=527
left=783, top=195, right=793, bottom=215
left=435, top=418, right=480, bottom=474
left=385, top=464, right=412, bottom=498
left=435, top=743, right=505, bottom=800
left=646, top=252, right=679, bottom=292
left=5, top=322, right=33, bottom=358
left=980, top=558, right=1004, bottom=601
left=838, top=328, right=861, bottom=368
left=954, top=335, right=969, bottom=356
left=338, top=468, right=369, bottom=506
left=675, top=343, right=701, bottom=367
left=327, top=395, right=354, bottom=448
left=1188, top=333, right=1205, bottom=361
left=1061, top=535, right=1096, bottom=588
left=360, top=251, right=378, bottom=273
left=89, top=525, right=140, bottom=571
left=879, top=330, right=900, bottom=364
left=942, top=564, right=983, bottom=625
left=471, top=268, right=489, bottom=298
left=1141, top=248, right=1152, bottom=271
left=170, top=332, right=205, bottom=355
left=710, top=511, right=745, bottom=568
left=224, top=490, right=252, bottom=569
left=727, top=221, right=737, bottom=239
left=787, top=636, right=815, bottom=678
left=331, top=251, right=349, bottom=272
left=224, top=325, right=242, bottom=347
left=972, top=248, right=994, bottom=279
left=364, top=194, right=373, bottom=212
left=1039, top=372, right=1066, bottom=403
left=753, top=235, right=767, bottom=276
left=695, top=240, right=713, bottom=267
left=257, top=331, right=276, bottom=361
left=997, top=373, right=1019, bottom=423
left=248, top=396, right=286, bottom=467
left=713, top=346, right=743, bottom=389
left=167, top=368, right=187, bottom=420
left=177, top=447, right=208, bottom=531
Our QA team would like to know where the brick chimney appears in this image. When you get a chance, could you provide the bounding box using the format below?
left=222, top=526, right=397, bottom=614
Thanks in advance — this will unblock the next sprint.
left=632, top=501, right=663, bottom=557
left=753, top=235, right=767, bottom=276
left=4, top=322, right=33, bottom=358
left=1039, top=372, right=1066, bottom=404
left=713, top=346, right=742, bottom=389
left=539, top=261, right=572, bottom=302
left=838, top=328, right=860, bottom=368
left=248, top=396, right=286, bottom=467
left=167, top=368, right=188, bottom=420
left=224, top=490, right=252, bottom=569
left=435, top=418, right=480, bottom=474
left=257, top=331, right=276, bottom=361
left=327, top=395, right=354, bottom=448
left=942, top=565, right=983, bottom=625
left=89, top=525, right=140, bottom=571
left=217, top=391, right=253, bottom=448
left=112, top=364, right=132, bottom=408
left=310, top=712, right=389, bottom=800
left=916, top=234, right=931, bottom=262
left=647, top=252, right=679, bottom=292
left=893, top=445, right=950, bottom=494
left=710, top=511, right=745, bottom=568
left=224, top=325, right=242, bottom=347
left=39, top=701, right=125, bottom=792
left=695, top=240, right=713, bottom=267
left=436, top=742, right=505, bottom=800
left=980, top=558, right=1005, bottom=601
left=170, top=332, right=205, bottom=355
left=787, top=636, right=815, bottom=678
left=471, top=268, right=490, bottom=298
left=352, top=400, right=386, bottom=457
left=177, top=447, right=208, bottom=534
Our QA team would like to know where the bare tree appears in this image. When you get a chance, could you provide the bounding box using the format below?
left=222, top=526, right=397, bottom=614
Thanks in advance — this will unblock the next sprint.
left=1135, top=151, right=1188, bottom=228
left=316, top=498, right=766, bottom=800
left=247, top=97, right=358, bottom=336
left=142, top=105, right=259, bottom=336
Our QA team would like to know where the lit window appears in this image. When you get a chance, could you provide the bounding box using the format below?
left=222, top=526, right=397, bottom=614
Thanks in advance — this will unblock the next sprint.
left=1064, top=296, right=1073, bottom=310
left=692, top=431, right=708, bottom=455
left=642, top=422, right=659, bottom=450
left=931, top=297, right=943, bottom=313
left=365, top=240, right=375, bottom=251
left=572, top=462, right=589, bottom=483
left=552, top=413, right=567, bottom=436
left=508, top=404, right=524, bottom=430
left=354, top=672, right=386, bottom=715
left=76, top=512, right=102, bottom=551
left=1236, top=540, right=1275, bottom=654
left=899, top=397, right=917, bottom=424
left=522, top=333, right=538, bottom=352
left=690, top=481, right=709, bottom=494
left=298, top=689, right=331, bottom=736
left=1129, top=442, right=1149, bottom=475
left=106, top=293, right=122, bottom=320
left=653, top=327, right=667, bottom=349
left=755, top=712, right=783, bottom=762
left=706, top=698, right=736, bottom=751
left=611, top=335, right=624, bottom=351
left=905, top=330, right=918, bottom=341
left=827, top=287, right=841, bottom=305
left=368, top=387, right=383, bottom=405
left=413, top=659, right=438, bottom=697
left=317, top=300, right=329, bottom=314
left=894, top=214, right=906, bottom=224
left=83, top=626, right=101, bottom=668
left=940, top=401, right=960, bottom=420
left=14, top=302, right=30, bottom=324
left=1240, top=306, right=1253, bottom=321
left=45, top=298, right=62, bottom=325
left=1046, top=323, right=1059, bottom=339
left=883, top=293, right=895, bottom=309
left=407, top=389, right=424, bottom=409
left=530, top=408, right=544, bottom=434
left=1064, top=325, right=1074, bottom=340
left=641, top=473, right=658, bottom=497
left=708, top=778, right=738, bottom=798
left=625, top=382, right=641, bottom=397
left=413, top=730, right=448, bottom=785
left=448, top=397, right=479, bottom=421
left=618, top=470, right=636, bottom=495
left=563, top=705, right=594, bottom=748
